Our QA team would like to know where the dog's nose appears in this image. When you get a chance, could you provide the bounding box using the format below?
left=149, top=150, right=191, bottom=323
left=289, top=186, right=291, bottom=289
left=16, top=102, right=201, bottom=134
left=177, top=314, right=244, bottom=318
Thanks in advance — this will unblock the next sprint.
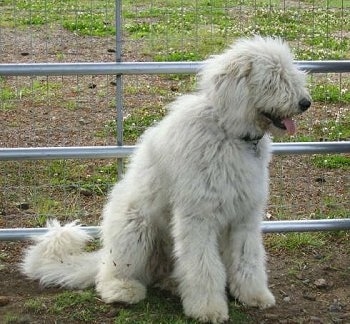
left=299, top=98, right=311, bottom=111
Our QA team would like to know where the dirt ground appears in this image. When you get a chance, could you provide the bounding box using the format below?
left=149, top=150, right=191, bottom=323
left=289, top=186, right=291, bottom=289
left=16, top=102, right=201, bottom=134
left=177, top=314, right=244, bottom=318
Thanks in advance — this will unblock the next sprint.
left=0, top=26, right=349, bottom=323
left=0, top=237, right=349, bottom=323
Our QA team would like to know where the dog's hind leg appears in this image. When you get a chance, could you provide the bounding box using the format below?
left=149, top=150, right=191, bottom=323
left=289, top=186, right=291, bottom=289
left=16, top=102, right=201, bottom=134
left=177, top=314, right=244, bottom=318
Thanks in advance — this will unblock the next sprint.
left=225, top=220, right=276, bottom=309
left=95, top=202, right=157, bottom=304
left=172, top=207, right=229, bottom=323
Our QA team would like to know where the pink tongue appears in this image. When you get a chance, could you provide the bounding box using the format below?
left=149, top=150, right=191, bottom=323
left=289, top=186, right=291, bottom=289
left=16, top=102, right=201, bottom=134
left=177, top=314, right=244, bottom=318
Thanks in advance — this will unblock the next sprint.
left=282, top=118, right=296, bottom=135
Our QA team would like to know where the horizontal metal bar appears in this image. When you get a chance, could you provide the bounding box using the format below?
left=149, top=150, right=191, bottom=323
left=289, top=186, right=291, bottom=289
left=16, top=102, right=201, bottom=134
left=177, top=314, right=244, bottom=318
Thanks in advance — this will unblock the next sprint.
left=261, top=219, right=350, bottom=233
left=271, top=141, right=350, bottom=154
left=0, top=142, right=348, bottom=160
left=0, top=146, right=135, bottom=160
left=1, top=219, right=349, bottom=240
left=0, top=62, right=200, bottom=76
left=0, top=61, right=349, bottom=76
left=0, top=227, right=101, bottom=241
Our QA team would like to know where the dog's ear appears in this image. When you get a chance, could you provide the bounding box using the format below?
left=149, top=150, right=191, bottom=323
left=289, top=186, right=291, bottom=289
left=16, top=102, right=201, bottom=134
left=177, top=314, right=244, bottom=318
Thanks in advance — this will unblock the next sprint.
left=232, top=60, right=252, bottom=80
left=214, top=61, right=252, bottom=91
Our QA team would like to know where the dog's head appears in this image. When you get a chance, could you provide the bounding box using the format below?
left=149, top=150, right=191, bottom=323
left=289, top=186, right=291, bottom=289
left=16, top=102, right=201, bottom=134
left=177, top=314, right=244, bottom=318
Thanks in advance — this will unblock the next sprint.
left=198, top=36, right=311, bottom=137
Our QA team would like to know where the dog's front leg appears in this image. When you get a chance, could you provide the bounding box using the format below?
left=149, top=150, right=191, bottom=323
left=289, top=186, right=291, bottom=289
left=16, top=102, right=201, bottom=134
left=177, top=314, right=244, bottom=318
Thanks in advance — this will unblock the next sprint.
left=172, top=208, right=229, bottom=324
left=226, top=221, right=275, bottom=309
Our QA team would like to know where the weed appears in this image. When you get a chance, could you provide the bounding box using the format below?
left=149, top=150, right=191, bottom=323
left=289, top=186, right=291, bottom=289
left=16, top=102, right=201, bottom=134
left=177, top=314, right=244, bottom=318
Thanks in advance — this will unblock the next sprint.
left=63, top=13, right=115, bottom=37
left=53, top=290, right=108, bottom=321
left=311, top=84, right=350, bottom=103
left=3, top=313, right=20, bottom=324
left=24, top=298, right=47, bottom=314
left=266, top=232, right=326, bottom=251
left=113, top=287, right=252, bottom=323
left=154, top=51, right=202, bottom=62
left=311, top=154, right=350, bottom=169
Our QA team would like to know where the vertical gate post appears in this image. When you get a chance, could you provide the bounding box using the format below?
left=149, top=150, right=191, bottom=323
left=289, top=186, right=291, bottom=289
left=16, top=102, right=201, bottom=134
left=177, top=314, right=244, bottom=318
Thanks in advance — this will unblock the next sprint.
left=115, top=0, right=124, bottom=178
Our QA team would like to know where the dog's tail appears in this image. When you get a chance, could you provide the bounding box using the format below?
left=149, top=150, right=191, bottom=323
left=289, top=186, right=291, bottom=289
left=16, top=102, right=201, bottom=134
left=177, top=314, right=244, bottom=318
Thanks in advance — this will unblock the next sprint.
left=20, top=219, right=101, bottom=289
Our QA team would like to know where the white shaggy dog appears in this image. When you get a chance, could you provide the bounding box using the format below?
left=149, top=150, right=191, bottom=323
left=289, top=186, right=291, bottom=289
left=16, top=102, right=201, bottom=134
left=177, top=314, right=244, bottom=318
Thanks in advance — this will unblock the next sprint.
left=21, top=36, right=311, bottom=323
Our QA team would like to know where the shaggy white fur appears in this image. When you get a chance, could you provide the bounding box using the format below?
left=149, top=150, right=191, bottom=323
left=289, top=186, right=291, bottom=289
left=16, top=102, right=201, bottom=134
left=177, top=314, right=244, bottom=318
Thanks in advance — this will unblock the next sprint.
left=21, top=36, right=311, bottom=323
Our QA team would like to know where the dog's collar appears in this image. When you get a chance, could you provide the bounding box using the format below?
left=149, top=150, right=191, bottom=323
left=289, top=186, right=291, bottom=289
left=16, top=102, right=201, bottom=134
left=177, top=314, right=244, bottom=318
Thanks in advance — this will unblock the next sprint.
left=241, top=134, right=263, bottom=153
left=241, top=134, right=264, bottom=142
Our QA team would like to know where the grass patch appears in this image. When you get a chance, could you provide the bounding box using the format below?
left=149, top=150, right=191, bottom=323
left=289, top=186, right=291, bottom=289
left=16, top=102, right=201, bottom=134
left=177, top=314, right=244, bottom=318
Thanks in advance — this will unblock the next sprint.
left=114, top=287, right=251, bottom=323
left=266, top=232, right=326, bottom=251
left=1, top=0, right=349, bottom=59
left=51, top=290, right=109, bottom=322
left=311, top=154, right=350, bottom=169
left=313, top=118, right=350, bottom=140
left=24, top=298, right=47, bottom=314
left=123, top=2, right=349, bottom=60
left=47, top=160, right=117, bottom=195
left=62, top=13, right=115, bottom=37
left=98, top=106, right=166, bottom=142
left=311, top=83, right=350, bottom=103
left=1, top=0, right=116, bottom=36
left=15, top=288, right=253, bottom=323
left=0, top=79, right=62, bottom=111
left=3, top=314, right=21, bottom=324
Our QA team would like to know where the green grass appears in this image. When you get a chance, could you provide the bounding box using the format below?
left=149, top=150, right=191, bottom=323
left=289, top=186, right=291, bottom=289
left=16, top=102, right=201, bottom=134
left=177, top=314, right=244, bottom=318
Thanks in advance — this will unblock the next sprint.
left=1, top=0, right=116, bottom=35
left=3, top=314, right=21, bottom=324
left=98, top=105, right=166, bottom=142
left=113, top=288, right=251, bottom=324
left=266, top=232, right=326, bottom=251
left=62, top=13, right=115, bottom=37
left=2, top=0, right=348, bottom=59
left=20, top=288, right=251, bottom=323
left=46, top=160, right=117, bottom=196
left=311, top=154, right=350, bottom=169
left=0, top=79, right=62, bottom=111
left=311, top=83, right=350, bottom=103
left=122, top=1, right=349, bottom=61
left=52, top=290, right=109, bottom=321
left=24, top=298, right=47, bottom=314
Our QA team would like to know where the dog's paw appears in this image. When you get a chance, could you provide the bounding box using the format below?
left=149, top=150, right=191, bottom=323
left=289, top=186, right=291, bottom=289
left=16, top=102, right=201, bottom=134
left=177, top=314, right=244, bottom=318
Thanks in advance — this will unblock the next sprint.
left=183, top=294, right=229, bottom=323
left=96, top=278, right=146, bottom=304
left=236, top=287, right=276, bottom=309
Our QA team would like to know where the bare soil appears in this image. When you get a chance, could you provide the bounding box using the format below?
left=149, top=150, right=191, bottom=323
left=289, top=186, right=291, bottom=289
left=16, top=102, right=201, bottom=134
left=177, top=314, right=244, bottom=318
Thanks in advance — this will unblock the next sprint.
left=0, top=26, right=349, bottom=323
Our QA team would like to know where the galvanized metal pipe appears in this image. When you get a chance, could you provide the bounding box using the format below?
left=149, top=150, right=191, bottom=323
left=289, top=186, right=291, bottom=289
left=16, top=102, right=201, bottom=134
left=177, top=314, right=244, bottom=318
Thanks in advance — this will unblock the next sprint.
left=1, top=219, right=349, bottom=241
left=0, top=146, right=135, bottom=160
left=0, top=61, right=349, bottom=76
left=114, top=0, right=124, bottom=178
left=0, top=142, right=349, bottom=160
left=262, top=219, right=350, bottom=233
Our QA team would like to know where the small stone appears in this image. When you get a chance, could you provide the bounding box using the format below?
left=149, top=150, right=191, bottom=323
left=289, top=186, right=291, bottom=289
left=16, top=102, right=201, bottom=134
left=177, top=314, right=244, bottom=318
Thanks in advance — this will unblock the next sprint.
left=17, top=202, right=30, bottom=210
left=315, top=177, right=326, bottom=183
left=283, top=296, right=291, bottom=302
left=106, top=308, right=120, bottom=317
left=339, top=313, right=350, bottom=319
left=314, top=278, right=327, bottom=288
left=329, top=299, right=343, bottom=312
left=78, top=118, right=88, bottom=125
left=0, top=295, right=10, bottom=306
left=79, top=188, right=93, bottom=196
left=303, top=292, right=317, bottom=301
left=170, top=85, right=179, bottom=92
left=313, top=254, right=324, bottom=260
left=264, top=314, right=278, bottom=320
